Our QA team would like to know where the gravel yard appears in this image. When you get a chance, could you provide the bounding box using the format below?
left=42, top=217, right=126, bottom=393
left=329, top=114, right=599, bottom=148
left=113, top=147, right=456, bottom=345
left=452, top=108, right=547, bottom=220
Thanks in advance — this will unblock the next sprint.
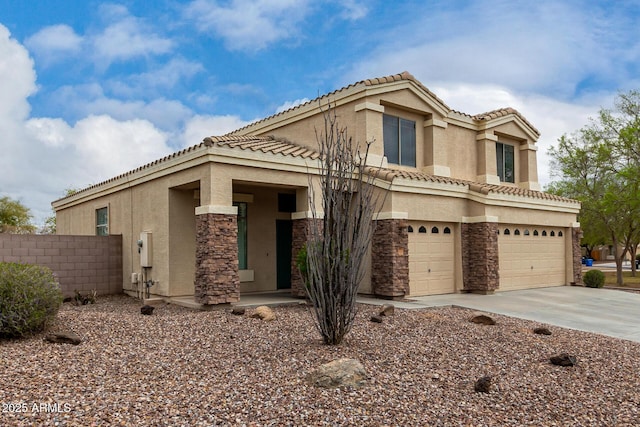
left=1, top=295, right=639, bottom=426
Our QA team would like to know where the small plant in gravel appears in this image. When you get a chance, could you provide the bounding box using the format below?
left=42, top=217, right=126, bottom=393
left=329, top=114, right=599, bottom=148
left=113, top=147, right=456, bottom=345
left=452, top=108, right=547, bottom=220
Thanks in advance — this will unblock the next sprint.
left=73, top=289, right=97, bottom=305
left=0, top=262, right=63, bottom=338
left=584, top=269, right=605, bottom=288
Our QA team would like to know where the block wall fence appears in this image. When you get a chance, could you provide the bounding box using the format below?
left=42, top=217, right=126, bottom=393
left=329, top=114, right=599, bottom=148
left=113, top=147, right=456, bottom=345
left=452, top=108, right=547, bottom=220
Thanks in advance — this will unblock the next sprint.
left=0, top=234, right=123, bottom=297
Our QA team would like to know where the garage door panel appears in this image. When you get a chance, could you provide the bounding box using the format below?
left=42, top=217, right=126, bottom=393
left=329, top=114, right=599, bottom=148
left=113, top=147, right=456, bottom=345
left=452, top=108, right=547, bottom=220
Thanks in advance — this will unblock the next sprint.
left=408, top=222, right=455, bottom=296
left=499, top=227, right=566, bottom=291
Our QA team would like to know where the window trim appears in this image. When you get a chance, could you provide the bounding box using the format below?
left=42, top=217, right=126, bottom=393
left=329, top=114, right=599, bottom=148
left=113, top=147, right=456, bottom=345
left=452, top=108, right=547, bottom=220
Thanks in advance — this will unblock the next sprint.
left=496, top=142, right=515, bottom=183
left=96, top=207, right=108, bottom=236
left=383, top=114, right=416, bottom=167
left=234, top=201, right=248, bottom=269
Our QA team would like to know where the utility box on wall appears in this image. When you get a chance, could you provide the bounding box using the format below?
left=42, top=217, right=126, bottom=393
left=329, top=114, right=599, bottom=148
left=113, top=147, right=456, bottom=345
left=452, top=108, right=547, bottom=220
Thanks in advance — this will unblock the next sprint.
left=139, top=231, right=153, bottom=267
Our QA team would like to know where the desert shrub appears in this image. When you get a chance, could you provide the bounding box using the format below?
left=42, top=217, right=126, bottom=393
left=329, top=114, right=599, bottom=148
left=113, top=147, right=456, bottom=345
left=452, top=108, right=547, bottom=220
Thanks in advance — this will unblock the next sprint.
left=0, top=262, right=63, bottom=338
left=583, top=269, right=605, bottom=288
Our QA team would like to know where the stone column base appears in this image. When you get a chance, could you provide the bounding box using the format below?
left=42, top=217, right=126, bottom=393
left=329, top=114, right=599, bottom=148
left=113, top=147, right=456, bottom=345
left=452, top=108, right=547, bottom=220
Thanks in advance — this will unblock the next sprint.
left=462, top=222, right=499, bottom=293
left=371, top=219, right=409, bottom=298
left=195, top=213, right=240, bottom=304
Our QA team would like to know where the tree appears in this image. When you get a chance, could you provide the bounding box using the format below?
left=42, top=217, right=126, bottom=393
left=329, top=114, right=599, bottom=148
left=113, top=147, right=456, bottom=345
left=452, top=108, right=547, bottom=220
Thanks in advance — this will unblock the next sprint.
left=302, top=104, right=383, bottom=345
left=548, top=90, right=640, bottom=285
left=0, top=196, right=36, bottom=234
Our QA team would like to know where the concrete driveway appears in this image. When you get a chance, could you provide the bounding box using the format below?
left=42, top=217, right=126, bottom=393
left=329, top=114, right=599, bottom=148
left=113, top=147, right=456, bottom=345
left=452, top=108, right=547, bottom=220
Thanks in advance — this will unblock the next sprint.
left=362, top=286, right=640, bottom=343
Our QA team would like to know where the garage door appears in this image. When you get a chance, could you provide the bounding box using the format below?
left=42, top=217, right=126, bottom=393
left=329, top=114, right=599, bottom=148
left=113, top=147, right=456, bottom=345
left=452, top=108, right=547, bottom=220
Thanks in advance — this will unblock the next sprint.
left=498, top=227, right=566, bottom=291
left=408, top=222, right=455, bottom=296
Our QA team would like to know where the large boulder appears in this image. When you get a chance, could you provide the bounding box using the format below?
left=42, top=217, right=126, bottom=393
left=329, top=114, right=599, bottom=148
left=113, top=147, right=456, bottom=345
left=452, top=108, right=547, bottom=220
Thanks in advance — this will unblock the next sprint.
left=550, top=353, right=577, bottom=367
left=379, top=304, right=395, bottom=316
left=44, top=332, right=82, bottom=345
left=470, top=314, right=496, bottom=325
left=307, top=358, right=368, bottom=389
left=251, top=305, right=276, bottom=321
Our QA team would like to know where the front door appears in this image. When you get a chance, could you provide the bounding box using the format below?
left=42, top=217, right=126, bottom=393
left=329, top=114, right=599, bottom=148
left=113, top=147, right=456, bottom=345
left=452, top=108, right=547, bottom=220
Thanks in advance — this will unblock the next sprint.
left=276, top=220, right=293, bottom=289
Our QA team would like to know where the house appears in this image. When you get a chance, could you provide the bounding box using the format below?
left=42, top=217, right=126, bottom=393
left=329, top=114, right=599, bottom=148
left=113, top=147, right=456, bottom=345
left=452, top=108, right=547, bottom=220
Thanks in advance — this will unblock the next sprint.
left=52, top=71, right=582, bottom=305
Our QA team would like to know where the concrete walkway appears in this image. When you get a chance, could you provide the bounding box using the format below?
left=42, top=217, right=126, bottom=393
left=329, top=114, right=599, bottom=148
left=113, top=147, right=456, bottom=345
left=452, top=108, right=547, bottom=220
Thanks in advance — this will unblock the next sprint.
left=236, top=286, right=640, bottom=343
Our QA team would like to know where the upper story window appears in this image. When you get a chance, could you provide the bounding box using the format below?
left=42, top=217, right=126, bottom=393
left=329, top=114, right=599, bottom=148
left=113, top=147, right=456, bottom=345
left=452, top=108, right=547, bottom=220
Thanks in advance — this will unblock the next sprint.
left=383, top=114, right=416, bottom=167
left=96, top=207, right=108, bottom=236
left=496, top=142, right=515, bottom=183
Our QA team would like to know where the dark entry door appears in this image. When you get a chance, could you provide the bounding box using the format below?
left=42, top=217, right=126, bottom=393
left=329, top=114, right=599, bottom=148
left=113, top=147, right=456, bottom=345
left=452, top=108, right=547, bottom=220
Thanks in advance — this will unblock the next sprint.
left=276, top=220, right=293, bottom=289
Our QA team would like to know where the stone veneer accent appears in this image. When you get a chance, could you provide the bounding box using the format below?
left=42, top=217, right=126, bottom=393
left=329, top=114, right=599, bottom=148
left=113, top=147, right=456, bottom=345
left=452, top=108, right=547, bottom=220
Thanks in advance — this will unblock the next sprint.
left=461, top=222, right=499, bottom=293
left=195, top=213, right=240, bottom=304
left=572, top=227, right=583, bottom=285
left=371, top=219, right=409, bottom=299
left=290, top=218, right=323, bottom=298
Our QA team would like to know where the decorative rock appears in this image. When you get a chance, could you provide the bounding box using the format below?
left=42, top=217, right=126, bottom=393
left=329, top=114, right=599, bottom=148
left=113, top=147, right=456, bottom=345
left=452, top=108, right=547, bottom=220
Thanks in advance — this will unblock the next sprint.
left=550, top=353, right=578, bottom=367
left=231, top=307, right=246, bottom=316
left=251, top=305, right=276, bottom=321
left=474, top=375, right=492, bottom=393
left=370, top=315, right=383, bottom=323
left=470, top=314, right=496, bottom=325
left=44, top=332, right=82, bottom=345
left=307, top=358, right=368, bottom=388
left=534, top=327, right=552, bottom=335
left=379, top=304, right=395, bottom=316
left=140, top=305, right=155, bottom=315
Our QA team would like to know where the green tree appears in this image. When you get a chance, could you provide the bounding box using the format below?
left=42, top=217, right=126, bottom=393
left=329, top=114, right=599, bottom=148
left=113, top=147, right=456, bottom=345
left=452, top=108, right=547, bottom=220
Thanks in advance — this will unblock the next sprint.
left=0, top=196, right=36, bottom=234
left=548, top=90, right=640, bottom=285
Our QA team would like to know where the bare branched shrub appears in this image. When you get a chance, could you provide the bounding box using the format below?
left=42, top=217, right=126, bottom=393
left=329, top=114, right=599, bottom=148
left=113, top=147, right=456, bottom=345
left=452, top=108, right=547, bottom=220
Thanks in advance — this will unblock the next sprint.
left=303, top=103, right=383, bottom=345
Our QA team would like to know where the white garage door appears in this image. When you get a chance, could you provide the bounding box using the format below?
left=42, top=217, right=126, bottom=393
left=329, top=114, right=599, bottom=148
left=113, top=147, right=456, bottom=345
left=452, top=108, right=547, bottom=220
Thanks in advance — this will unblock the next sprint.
left=408, top=222, right=455, bottom=296
left=498, top=227, right=566, bottom=291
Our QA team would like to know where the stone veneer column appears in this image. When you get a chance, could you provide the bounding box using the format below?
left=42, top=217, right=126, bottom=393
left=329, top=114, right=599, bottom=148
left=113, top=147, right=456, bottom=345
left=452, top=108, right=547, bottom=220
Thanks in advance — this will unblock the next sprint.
left=571, top=226, right=583, bottom=285
left=461, top=221, right=499, bottom=294
left=371, top=218, right=409, bottom=299
left=290, top=218, right=310, bottom=298
left=194, top=207, right=240, bottom=305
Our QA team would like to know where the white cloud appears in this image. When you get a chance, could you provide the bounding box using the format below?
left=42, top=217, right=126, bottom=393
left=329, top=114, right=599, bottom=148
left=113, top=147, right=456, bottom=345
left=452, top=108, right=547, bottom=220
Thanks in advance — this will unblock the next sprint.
left=180, top=114, right=250, bottom=147
left=275, top=98, right=310, bottom=113
left=0, top=24, right=176, bottom=224
left=344, top=1, right=638, bottom=100
left=185, top=0, right=312, bottom=51
left=24, top=24, right=82, bottom=64
left=429, top=83, right=613, bottom=187
left=337, top=0, right=368, bottom=20
left=48, top=83, right=194, bottom=131
left=92, top=15, right=174, bottom=65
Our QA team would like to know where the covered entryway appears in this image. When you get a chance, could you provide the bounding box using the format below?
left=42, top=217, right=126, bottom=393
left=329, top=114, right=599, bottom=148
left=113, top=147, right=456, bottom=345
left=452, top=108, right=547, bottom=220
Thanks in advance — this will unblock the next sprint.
left=408, top=222, right=455, bottom=296
left=498, top=226, right=566, bottom=291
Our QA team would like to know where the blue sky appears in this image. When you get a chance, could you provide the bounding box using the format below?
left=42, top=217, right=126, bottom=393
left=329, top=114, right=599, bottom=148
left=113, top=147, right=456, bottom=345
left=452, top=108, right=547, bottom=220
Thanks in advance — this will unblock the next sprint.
left=1, top=0, right=639, bottom=225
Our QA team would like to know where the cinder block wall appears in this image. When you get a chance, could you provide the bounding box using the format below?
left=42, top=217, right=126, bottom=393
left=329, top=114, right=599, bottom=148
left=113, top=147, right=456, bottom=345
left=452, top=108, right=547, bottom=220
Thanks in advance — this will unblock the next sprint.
left=0, top=234, right=123, bottom=297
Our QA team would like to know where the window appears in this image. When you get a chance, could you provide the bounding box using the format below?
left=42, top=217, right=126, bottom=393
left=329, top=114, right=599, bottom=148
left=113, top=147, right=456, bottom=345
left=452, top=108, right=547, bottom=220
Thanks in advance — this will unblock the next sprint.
left=234, top=202, right=248, bottom=269
left=504, top=228, right=510, bottom=235
left=96, top=207, right=108, bottom=236
left=418, top=226, right=427, bottom=233
left=444, top=227, right=451, bottom=234
left=407, top=225, right=414, bottom=233
left=383, top=114, right=416, bottom=167
left=496, top=142, right=515, bottom=183
left=431, top=227, right=439, bottom=234
left=278, top=193, right=296, bottom=213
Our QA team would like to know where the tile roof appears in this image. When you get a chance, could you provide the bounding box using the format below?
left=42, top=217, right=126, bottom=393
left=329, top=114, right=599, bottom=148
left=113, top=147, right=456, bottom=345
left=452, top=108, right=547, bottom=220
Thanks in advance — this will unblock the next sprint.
left=203, top=135, right=320, bottom=159
left=369, top=167, right=575, bottom=203
left=230, top=71, right=451, bottom=135
left=55, top=133, right=573, bottom=205
left=472, top=107, right=540, bottom=136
